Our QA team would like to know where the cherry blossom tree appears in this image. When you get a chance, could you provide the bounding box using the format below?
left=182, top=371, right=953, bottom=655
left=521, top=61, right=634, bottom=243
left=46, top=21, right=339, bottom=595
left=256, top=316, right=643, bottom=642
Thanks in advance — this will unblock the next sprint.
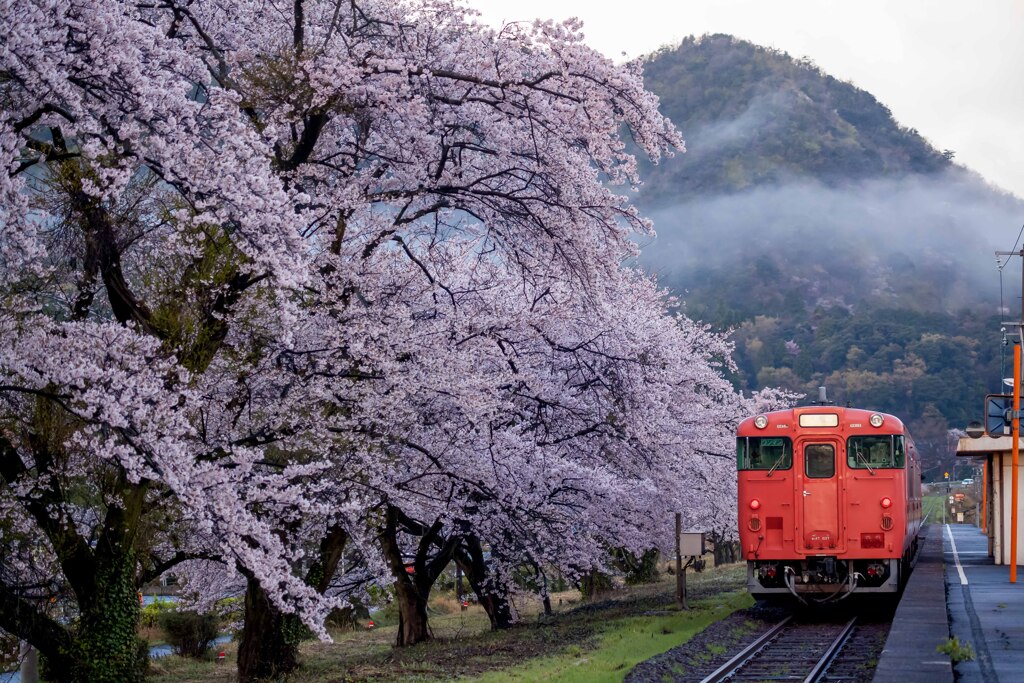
left=0, top=0, right=329, bottom=678
left=0, top=0, right=790, bottom=680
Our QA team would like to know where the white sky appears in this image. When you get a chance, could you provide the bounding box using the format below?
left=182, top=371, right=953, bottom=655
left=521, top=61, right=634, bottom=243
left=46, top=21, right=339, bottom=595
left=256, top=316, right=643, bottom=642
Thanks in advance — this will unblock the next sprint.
left=467, top=0, right=1024, bottom=200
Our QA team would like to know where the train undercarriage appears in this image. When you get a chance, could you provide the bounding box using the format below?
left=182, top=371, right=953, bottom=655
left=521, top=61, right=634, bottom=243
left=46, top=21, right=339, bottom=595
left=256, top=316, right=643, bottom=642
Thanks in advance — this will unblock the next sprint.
left=747, top=539, right=918, bottom=601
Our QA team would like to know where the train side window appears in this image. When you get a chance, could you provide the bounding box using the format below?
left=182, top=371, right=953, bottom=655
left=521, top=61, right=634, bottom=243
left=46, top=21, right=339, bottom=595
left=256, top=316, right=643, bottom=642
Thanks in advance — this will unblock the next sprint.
left=893, top=436, right=906, bottom=467
left=804, top=443, right=835, bottom=478
left=737, top=437, right=793, bottom=471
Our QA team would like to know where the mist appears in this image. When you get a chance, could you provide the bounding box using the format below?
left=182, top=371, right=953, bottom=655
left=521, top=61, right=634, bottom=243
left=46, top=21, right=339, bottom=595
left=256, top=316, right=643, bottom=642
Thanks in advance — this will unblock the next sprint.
left=636, top=169, right=1024, bottom=317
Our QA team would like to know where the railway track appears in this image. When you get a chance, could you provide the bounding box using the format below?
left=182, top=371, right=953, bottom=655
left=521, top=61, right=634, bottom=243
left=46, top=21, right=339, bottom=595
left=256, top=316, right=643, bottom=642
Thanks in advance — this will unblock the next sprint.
left=699, top=615, right=860, bottom=682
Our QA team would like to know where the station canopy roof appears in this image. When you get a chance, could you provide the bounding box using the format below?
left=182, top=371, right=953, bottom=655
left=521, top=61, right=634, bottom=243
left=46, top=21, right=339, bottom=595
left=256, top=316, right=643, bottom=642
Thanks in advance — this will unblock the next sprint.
left=957, top=435, right=1024, bottom=456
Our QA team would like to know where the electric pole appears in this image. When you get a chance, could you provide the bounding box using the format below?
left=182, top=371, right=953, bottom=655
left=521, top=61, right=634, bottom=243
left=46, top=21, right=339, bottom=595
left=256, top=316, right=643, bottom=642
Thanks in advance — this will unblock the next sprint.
left=996, top=248, right=1024, bottom=582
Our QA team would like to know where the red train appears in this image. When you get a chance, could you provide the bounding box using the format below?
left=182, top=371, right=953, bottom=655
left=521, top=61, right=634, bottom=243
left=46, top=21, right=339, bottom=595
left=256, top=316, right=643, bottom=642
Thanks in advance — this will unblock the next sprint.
left=736, top=400, right=922, bottom=601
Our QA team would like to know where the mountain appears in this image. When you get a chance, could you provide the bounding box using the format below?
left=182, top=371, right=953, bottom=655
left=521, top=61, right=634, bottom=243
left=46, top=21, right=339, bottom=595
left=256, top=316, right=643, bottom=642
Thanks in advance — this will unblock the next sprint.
left=637, top=34, right=950, bottom=197
left=633, top=34, right=1024, bottom=479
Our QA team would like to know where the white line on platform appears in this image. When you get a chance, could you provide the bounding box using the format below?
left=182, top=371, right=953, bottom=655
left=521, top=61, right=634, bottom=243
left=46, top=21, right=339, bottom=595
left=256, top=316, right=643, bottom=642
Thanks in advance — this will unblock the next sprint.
left=946, top=524, right=969, bottom=585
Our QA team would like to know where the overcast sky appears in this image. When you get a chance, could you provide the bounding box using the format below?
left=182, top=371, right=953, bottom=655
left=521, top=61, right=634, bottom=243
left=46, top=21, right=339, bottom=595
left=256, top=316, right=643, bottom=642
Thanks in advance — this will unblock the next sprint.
left=467, top=0, right=1024, bottom=203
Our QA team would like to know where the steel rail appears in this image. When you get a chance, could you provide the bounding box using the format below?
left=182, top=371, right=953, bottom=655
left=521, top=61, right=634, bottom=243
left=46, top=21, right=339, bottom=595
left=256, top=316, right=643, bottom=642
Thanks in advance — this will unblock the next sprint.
left=698, top=615, right=793, bottom=683
left=804, top=616, right=858, bottom=683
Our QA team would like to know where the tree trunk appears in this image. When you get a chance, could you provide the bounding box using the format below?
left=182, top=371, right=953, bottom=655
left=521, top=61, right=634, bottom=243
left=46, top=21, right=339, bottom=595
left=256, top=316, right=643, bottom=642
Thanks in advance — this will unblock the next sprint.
left=33, top=476, right=149, bottom=683
left=40, top=550, right=148, bottom=683
left=237, top=524, right=348, bottom=681
left=237, top=575, right=301, bottom=683
left=455, top=536, right=514, bottom=630
left=713, top=541, right=727, bottom=566
left=540, top=570, right=552, bottom=616
left=378, top=507, right=431, bottom=646
left=393, top=578, right=431, bottom=646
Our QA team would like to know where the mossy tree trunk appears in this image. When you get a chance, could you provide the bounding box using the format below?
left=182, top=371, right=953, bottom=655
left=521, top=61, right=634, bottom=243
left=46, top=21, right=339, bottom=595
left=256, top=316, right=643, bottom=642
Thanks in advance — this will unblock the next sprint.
left=57, top=547, right=148, bottom=683
left=0, top=450, right=150, bottom=683
left=0, top=150, right=269, bottom=683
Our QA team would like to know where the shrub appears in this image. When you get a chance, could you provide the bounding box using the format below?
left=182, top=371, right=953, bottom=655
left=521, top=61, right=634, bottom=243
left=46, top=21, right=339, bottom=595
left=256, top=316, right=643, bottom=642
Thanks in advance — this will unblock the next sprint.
left=140, top=598, right=175, bottom=628
left=326, top=601, right=372, bottom=630
left=212, top=596, right=243, bottom=632
left=158, top=611, right=218, bottom=658
left=579, top=571, right=614, bottom=600
left=621, top=549, right=661, bottom=585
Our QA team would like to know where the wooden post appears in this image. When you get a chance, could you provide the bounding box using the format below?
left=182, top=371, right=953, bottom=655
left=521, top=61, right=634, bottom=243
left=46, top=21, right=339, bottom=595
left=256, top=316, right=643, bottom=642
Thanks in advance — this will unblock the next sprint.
left=675, top=512, right=688, bottom=609
left=982, top=460, right=988, bottom=533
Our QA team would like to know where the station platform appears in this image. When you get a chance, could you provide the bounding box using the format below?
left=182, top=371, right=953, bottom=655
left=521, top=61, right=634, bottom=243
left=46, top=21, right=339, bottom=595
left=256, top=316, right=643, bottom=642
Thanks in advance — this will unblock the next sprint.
left=874, top=524, right=954, bottom=682
left=941, top=522, right=1024, bottom=682
left=876, top=522, right=1024, bottom=682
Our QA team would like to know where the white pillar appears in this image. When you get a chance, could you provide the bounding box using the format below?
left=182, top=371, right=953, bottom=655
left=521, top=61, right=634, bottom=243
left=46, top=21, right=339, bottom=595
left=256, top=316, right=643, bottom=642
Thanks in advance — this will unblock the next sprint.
left=18, top=641, right=39, bottom=683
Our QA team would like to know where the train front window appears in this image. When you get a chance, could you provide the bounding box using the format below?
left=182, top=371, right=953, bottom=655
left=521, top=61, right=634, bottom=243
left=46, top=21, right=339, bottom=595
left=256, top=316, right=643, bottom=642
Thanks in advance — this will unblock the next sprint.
left=805, top=444, right=835, bottom=478
left=847, top=435, right=906, bottom=469
left=737, top=437, right=793, bottom=471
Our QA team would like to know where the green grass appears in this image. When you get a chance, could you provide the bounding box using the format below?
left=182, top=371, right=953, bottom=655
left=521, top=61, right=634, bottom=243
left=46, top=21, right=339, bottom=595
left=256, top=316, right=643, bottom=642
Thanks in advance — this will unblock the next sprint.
left=148, top=563, right=751, bottom=682
left=465, top=590, right=752, bottom=683
left=923, top=494, right=946, bottom=524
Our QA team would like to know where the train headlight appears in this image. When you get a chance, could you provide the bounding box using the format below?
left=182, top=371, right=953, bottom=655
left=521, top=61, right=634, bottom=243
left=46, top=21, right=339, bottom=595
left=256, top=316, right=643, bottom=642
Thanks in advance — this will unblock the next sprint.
left=869, top=413, right=884, bottom=428
left=880, top=497, right=893, bottom=509
left=749, top=499, right=761, bottom=510
left=754, top=415, right=768, bottom=429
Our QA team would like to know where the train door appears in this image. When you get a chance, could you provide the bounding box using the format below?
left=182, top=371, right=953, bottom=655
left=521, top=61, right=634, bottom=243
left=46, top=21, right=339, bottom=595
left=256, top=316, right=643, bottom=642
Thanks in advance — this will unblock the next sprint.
left=797, top=438, right=846, bottom=554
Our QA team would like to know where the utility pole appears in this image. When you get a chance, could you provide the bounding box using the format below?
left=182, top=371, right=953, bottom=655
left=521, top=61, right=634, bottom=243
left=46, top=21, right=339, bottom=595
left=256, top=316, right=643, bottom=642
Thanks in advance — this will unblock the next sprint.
left=996, top=248, right=1024, bottom=582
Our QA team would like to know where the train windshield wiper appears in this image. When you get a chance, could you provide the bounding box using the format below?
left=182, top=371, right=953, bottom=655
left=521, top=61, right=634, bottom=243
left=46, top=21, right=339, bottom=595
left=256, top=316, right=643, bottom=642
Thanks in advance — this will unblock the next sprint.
left=766, top=452, right=788, bottom=478
left=854, top=446, right=875, bottom=475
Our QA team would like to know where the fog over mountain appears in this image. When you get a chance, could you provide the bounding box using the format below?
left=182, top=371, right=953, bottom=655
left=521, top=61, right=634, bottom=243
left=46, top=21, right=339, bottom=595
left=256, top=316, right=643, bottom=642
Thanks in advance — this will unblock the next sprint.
left=641, top=172, right=1022, bottom=317
left=630, top=34, right=1023, bottom=477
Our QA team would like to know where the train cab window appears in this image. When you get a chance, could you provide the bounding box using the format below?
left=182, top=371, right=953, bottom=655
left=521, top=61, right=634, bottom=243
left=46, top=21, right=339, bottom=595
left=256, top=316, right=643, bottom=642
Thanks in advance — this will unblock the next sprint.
left=847, top=435, right=906, bottom=469
left=804, top=444, right=835, bottom=478
left=737, top=437, right=792, bottom=471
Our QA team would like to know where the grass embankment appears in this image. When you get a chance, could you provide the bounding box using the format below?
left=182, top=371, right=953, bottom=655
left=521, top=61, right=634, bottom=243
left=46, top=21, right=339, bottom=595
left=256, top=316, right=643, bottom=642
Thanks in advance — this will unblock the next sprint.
left=148, top=563, right=750, bottom=682
left=923, top=493, right=946, bottom=525
left=924, top=485, right=981, bottom=527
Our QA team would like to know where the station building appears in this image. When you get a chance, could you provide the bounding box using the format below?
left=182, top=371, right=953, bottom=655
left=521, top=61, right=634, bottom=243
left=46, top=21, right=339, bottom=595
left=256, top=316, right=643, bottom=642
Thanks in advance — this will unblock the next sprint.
left=956, top=434, right=1024, bottom=564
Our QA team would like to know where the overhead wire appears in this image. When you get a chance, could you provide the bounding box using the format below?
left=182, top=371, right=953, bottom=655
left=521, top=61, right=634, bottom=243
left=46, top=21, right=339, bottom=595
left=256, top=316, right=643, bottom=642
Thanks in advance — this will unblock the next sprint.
left=998, top=223, right=1024, bottom=390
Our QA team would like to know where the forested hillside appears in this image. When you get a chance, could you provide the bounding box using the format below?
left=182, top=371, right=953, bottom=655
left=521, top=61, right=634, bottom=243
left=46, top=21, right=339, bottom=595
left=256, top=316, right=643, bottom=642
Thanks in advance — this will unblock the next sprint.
left=635, top=34, right=1024, bottom=479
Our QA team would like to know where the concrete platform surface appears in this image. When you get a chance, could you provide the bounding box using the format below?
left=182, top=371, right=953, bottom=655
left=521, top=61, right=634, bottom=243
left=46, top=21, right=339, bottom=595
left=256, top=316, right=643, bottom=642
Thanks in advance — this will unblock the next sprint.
left=943, top=523, right=1024, bottom=683
left=874, top=525, right=954, bottom=683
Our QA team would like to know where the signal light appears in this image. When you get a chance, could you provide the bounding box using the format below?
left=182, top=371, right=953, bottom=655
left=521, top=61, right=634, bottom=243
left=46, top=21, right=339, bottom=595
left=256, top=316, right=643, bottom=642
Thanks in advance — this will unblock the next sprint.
left=880, top=497, right=892, bottom=509
left=749, top=499, right=761, bottom=510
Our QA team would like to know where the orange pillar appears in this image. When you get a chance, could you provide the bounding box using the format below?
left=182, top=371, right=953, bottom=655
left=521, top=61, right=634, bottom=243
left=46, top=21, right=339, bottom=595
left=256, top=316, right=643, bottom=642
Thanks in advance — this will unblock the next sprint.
left=1013, top=343, right=1020, bottom=583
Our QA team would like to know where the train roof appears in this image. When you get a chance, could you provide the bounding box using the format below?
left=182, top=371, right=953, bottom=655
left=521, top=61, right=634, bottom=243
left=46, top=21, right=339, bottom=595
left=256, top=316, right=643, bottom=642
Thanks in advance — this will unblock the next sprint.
left=737, top=406, right=907, bottom=434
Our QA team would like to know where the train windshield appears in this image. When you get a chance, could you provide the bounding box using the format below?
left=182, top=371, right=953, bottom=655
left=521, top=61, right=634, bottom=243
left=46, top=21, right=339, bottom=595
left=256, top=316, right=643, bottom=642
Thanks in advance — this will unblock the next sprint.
left=847, top=435, right=906, bottom=469
left=737, top=437, right=793, bottom=471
